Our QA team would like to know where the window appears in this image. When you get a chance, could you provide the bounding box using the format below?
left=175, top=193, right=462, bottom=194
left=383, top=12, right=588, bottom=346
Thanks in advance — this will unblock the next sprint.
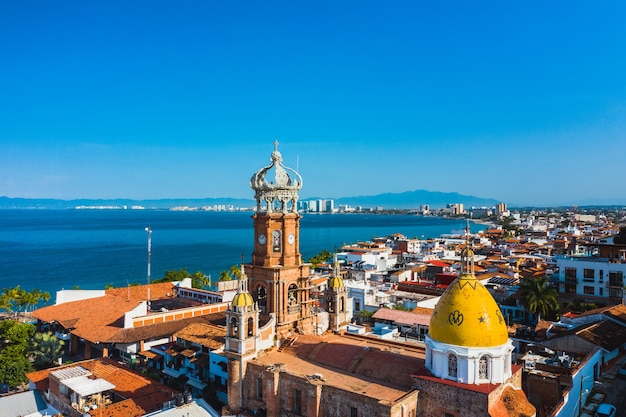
left=599, top=270, right=604, bottom=283
left=479, top=355, right=489, bottom=379
left=350, top=407, right=358, bottom=417
left=354, top=300, right=361, bottom=312
left=248, top=317, right=254, bottom=337
left=230, top=317, right=238, bottom=338
left=583, top=286, right=595, bottom=295
left=565, top=268, right=577, bottom=283
left=294, top=389, right=302, bottom=413
left=448, top=354, right=457, bottom=377
left=609, top=271, right=624, bottom=286
left=257, top=377, right=263, bottom=399
left=583, top=269, right=595, bottom=282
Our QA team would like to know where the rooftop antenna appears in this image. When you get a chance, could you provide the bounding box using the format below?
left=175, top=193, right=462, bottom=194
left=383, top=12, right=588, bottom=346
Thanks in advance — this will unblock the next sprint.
left=145, top=226, right=152, bottom=309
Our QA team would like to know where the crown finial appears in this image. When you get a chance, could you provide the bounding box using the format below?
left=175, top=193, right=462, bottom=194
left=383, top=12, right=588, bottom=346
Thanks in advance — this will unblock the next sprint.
left=250, top=142, right=302, bottom=214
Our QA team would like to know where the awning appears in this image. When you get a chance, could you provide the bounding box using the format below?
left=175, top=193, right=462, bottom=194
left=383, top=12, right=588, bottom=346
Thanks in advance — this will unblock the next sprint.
left=62, top=376, right=115, bottom=397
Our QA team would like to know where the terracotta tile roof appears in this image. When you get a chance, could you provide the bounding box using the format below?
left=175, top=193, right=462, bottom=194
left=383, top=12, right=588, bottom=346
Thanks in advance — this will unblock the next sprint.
left=251, top=333, right=424, bottom=401
left=577, top=320, right=626, bottom=351
left=411, top=306, right=434, bottom=314
left=604, top=304, right=626, bottom=324
left=107, top=313, right=226, bottom=344
left=173, top=323, right=226, bottom=350
left=31, top=282, right=225, bottom=344
left=372, top=307, right=431, bottom=326
left=27, top=358, right=179, bottom=417
left=427, top=260, right=449, bottom=268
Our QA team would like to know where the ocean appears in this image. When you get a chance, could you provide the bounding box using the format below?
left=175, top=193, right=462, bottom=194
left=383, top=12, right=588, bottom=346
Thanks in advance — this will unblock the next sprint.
left=0, top=210, right=482, bottom=301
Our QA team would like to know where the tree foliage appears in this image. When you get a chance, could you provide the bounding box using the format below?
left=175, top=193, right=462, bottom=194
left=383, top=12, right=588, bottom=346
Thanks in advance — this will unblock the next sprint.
left=0, top=286, right=47, bottom=314
left=0, top=320, right=34, bottom=388
left=615, top=226, right=626, bottom=244
left=308, top=249, right=333, bottom=268
left=518, top=276, right=559, bottom=323
left=219, top=265, right=241, bottom=282
left=30, top=331, right=65, bottom=367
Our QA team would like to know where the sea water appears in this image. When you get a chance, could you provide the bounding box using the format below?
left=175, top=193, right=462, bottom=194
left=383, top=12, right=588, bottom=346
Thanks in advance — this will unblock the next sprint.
left=0, top=210, right=481, bottom=300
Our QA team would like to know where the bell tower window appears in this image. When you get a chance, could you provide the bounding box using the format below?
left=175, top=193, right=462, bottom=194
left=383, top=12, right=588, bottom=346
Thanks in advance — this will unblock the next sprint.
left=448, top=354, right=457, bottom=377
left=479, top=355, right=488, bottom=379
left=230, top=317, right=238, bottom=338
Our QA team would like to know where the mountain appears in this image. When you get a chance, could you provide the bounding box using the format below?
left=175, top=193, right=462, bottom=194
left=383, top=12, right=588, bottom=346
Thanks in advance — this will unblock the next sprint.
left=0, top=190, right=498, bottom=210
left=326, top=190, right=500, bottom=209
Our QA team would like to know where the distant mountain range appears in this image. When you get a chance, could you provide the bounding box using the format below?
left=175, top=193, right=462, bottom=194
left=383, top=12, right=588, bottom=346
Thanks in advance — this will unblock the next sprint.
left=0, top=190, right=499, bottom=210
left=329, top=190, right=499, bottom=210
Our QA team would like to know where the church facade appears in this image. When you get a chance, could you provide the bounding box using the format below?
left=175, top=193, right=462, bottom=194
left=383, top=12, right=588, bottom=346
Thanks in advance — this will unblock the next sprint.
left=223, top=143, right=535, bottom=417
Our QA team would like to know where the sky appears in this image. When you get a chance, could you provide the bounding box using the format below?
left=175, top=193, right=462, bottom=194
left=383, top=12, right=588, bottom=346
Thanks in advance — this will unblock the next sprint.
left=1, top=1, right=625, bottom=207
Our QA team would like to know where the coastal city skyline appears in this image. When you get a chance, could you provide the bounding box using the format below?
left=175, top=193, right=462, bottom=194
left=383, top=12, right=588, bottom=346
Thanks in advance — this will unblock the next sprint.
left=1, top=2, right=625, bottom=207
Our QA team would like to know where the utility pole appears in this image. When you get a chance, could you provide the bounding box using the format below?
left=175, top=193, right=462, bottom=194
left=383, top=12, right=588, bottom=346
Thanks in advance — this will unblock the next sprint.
left=145, top=226, right=152, bottom=309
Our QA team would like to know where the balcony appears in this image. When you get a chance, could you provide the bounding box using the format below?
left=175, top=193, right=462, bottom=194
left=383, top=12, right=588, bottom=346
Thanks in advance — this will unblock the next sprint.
left=55, top=330, right=71, bottom=341
left=163, top=366, right=187, bottom=379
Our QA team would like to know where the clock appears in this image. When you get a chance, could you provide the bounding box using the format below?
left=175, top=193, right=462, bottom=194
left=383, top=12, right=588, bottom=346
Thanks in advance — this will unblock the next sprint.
left=288, top=233, right=295, bottom=245
left=258, top=233, right=266, bottom=245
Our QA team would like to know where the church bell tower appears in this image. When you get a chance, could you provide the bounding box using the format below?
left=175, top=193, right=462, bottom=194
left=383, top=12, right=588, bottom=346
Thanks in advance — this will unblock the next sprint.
left=246, top=141, right=312, bottom=336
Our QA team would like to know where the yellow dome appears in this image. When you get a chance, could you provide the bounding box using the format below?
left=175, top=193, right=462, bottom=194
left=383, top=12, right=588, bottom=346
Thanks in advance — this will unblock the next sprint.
left=328, top=276, right=344, bottom=288
left=429, top=273, right=508, bottom=347
left=232, top=292, right=254, bottom=307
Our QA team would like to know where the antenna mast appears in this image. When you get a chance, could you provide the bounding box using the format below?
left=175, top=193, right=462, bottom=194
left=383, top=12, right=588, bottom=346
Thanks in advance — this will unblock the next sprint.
left=145, top=226, right=152, bottom=309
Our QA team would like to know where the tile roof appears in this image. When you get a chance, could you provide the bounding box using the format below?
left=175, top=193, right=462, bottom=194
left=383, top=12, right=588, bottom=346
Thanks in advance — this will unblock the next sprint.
left=31, top=282, right=225, bottom=344
left=27, top=358, right=179, bottom=417
left=252, top=333, right=425, bottom=402
left=576, top=320, right=626, bottom=351
left=372, top=307, right=431, bottom=326
left=173, top=323, right=226, bottom=350
left=604, top=304, right=626, bottom=324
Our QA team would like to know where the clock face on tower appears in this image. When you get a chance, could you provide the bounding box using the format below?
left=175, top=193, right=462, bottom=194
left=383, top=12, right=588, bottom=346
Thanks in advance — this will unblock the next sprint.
left=258, top=233, right=266, bottom=245
left=288, top=233, right=295, bottom=245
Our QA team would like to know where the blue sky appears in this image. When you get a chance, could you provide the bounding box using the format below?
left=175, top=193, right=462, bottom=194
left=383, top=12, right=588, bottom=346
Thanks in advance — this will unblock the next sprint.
left=1, top=1, right=625, bottom=206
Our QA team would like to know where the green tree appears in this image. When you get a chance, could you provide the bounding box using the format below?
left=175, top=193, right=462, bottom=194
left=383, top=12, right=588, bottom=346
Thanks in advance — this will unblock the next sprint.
left=518, top=276, right=559, bottom=323
left=219, top=271, right=232, bottom=281
left=0, top=294, right=12, bottom=315
left=192, top=272, right=211, bottom=289
left=218, top=265, right=241, bottom=282
left=308, top=249, right=333, bottom=268
left=0, top=344, right=33, bottom=388
left=357, top=309, right=375, bottom=324
left=30, top=331, right=65, bottom=367
left=0, top=320, right=35, bottom=388
left=615, top=226, right=626, bottom=244
left=163, top=268, right=192, bottom=282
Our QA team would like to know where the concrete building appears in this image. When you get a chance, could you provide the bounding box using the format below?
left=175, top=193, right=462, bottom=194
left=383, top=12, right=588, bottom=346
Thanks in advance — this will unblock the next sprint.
left=554, top=242, right=626, bottom=308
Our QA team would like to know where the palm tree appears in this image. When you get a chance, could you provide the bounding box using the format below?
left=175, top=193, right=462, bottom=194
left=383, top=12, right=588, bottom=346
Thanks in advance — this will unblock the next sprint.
left=30, top=331, right=65, bottom=367
left=0, top=294, right=12, bottom=316
left=518, top=276, right=559, bottom=323
left=192, top=273, right=211, bottom=289
left=229, top=265, right=241, bottom=279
